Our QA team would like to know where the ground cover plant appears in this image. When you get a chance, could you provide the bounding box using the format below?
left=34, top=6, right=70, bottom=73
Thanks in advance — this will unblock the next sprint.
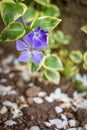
left=0, top=0, right=87, bottom=130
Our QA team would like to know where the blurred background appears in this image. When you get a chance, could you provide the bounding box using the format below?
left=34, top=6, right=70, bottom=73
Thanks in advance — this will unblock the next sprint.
left=0, top=0, right=87, bottom=52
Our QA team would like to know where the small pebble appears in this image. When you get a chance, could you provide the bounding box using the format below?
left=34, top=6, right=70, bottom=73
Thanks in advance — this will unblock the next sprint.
left=28, top=82, right=34, bottom=87
left=33, top=97, right=44, bottom=104
left=77, top=127, right=82, bottom=130
left=45, top=96, right=54, bottom=103
left=69, top=119, right=76, bottom=127
left=49, top=119, right=64, bottom=129
left=0, top=106, right=8, bottom=114
left=27, top=98, right=33, bottom=105
left=84, top=124, right=87, bottom=129
left=26, top=87, right=41, bottom=97
left=4, top=120, right=17, bottom=126
left=55, top=106, right=63, bottom=113
left=44, top=122, right=52, bottom=127
left=21, top=70, right=30, bottom=81
left=24, top=128, right=28, bottom=130
left=0, top=78, right=7, bottom=83
left=67, top=128, right=77, bottom=130
left=38, top=91, right=47, bottom=97
left=29, top=126, right=40, bottom=130
left=61, top=114, right=67, bottom=120
left=79, top=100, right=87, bottom=109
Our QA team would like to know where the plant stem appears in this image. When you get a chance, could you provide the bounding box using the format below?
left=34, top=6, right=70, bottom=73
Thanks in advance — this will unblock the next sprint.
left=20, top=17, right=32, bottom=33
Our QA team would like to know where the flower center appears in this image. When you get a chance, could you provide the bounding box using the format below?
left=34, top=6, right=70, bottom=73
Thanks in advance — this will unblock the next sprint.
left=29, top=47, right=33, bottom=52
left=35, top=32, right=40, bottom=38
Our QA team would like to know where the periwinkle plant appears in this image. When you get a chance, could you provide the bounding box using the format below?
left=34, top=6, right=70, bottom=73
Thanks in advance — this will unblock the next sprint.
left=0, top=0, right=63, bottom=84
left=0, top=0, right=87, bottom=84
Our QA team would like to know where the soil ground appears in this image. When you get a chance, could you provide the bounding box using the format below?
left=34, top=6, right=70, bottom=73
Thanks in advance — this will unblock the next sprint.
left=0, top=47, right=87, bottom=130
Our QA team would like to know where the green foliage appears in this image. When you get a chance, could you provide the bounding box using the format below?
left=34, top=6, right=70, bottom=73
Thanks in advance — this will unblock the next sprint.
left=31, top=16, right=61, bottom=31
left=69, top=50, right=83, bottom=64
left=34, top=0, right=50, bottom=6
left=83, top=52, right=87, bottom=64
left=54, top=30, right=71, bottom=45
left=83, top=52, right=87, bottom=70
left=41, top=4, right=60, bottom=17
left=44, top=54, right=63, bottom=71
left=30, top=57, right=45, bottom=74
left=44, top=70, right=60, bottom=84
left=81, top=25, right=87, bottom=34
left=0, top=0, right=27, bottom=25
left=1, top=0, right=86, bottom=85
left=14, top=0, right=22, bottom=3
left=83, top=62, right=87, bottom=70
left=24, top=7, right=39, bottom=22
left=0, top=22, right=25, bottom=41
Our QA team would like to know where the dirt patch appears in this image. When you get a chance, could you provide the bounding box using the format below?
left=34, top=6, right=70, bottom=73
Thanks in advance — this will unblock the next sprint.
left=0, top=48, right=87, bottom=130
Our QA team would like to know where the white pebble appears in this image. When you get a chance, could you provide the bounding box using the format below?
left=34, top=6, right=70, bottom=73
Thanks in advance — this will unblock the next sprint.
left=0, top=106, right=8, bottom=114
left=44, top=122, right=52, bottom=127
left=28, top=82, right=34, bottom=87
left=77, top=127, right=82, bottom=130
left=50, top=93, right=57, bottom=100
left=38, top=91, right=47, bottom=97
left=4, top=120, right=17, bottom=126
left=33, top=97, right=44, bottom=104
left=49, top=119, right=64, bottom=129
left=79, top=100, right=87, bottom=109
left=84, top=124, right=87, bottom=129
left=63, top=120, right=68, bottom=129
left=29, top=126, right=40, bottom=130
left=67, top=128, right=77, bottom=130
left=55, top=106, right=63, bottom=113
left=45, top=96, right=54, bottom=103
left=21, top=70, right=30, bottom=81
left=3, top=101, right=17, bottom=108
left=55, top=88, right=61, bottom=95
left=69, top=119, right=76, bottom=127
left=61, top=114, right=67, bottom=120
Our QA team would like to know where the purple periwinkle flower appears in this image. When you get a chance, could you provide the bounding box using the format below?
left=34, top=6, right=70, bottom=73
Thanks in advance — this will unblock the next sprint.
left=16, top=26, right=48, bottom=65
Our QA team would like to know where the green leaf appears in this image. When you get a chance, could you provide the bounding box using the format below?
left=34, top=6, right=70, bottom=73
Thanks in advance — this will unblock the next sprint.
left=54, top=30, right=64, bottom=43
left=30, top=57, right=45, bottom=74
left=69, top=66, right=79, bottom=77
left=14, top=0, right=22, bottom=3
left=63, top=35, right=71, bottom=45
left=31, top=16, right=61, bottom=31
left=42, top=4, right=60, bottom=17
left=34, top=0, right=50, bottom=6
left=83, top=62, right=87, bottom=71
left=43, top=54, right=63, bottom=71
left=83, top=52, right=87, bottom=64
left=0, top=0, right=27, bottom=25
left=24, top=7, right=39, bottom=22
left=54, top=30, right=71, bottom=44
left=81, top=25, right=87, bottom=34
left=0, top=22, right=25, bottom=41
left=69, top=50, right=83, bottom=64
left=44, top=70, right=60, bottom=84
left=59, top=49, right=69, bottom=57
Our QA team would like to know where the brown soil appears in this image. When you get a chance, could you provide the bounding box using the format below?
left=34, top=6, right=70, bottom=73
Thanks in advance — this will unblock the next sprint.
left=0, top=48, right=87, bottom=130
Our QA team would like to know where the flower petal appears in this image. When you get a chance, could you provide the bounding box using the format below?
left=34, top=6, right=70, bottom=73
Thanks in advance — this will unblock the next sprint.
left=18, top=50, right=30, bottom=62
left=32, top=51, right=44, bottom=65
left=39, top=34, right=47, bottom=43
left=23, top=32, right=34, bottom=46
left=33, top=38, right=48, bottom=50
left=40, top=29, right=48, bottom=34
left=16, top=40, right=28, bottom=51
left=35, top=26, right=40, bottom=32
